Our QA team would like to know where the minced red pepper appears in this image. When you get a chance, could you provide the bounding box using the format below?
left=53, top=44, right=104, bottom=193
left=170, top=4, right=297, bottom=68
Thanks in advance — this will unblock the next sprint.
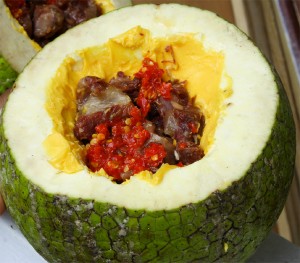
left=135, top=57, right=172, bottom=117
left=86, top=106, right=166, bottom=181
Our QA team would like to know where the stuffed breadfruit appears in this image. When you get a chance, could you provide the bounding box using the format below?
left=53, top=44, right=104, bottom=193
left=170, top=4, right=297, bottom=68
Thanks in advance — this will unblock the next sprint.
left=0, top=3, right=296, bottom=262
left=0, top=0, right=131, bottom=73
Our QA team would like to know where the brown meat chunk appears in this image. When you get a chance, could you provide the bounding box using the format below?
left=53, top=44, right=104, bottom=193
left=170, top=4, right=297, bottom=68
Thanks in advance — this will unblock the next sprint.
left=77, top=87, right=131, bottom=117
left=74, top=104, right=133, bottom=141
left=33, top=4, right=64, bottom=39
left=170, top=80, right=189, bottom=106
left=76, top=76, right=108, bottom=110
left=176, top=142, right=204, bottom=165
left=64, top=0, right=98, bottom=28
left=173, top=107, right=202, bottom=142
left=109, top=71, right=141, bottom=98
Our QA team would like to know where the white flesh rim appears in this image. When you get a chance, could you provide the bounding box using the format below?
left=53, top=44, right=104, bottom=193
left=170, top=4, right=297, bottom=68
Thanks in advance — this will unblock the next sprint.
left=3, top=4, right=278, bottom=211
left=0, top=0, right=131, bottom=73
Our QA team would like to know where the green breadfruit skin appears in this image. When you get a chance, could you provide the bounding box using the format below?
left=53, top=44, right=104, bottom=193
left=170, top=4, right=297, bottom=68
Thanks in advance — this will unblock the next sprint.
left=0, top=72, right=295, bottom=262
left=0, top=56, right=18, bottom=94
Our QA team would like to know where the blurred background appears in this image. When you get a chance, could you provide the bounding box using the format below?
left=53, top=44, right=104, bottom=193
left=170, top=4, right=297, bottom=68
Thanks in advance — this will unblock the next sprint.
left=133, top=0, right=300, bottom=246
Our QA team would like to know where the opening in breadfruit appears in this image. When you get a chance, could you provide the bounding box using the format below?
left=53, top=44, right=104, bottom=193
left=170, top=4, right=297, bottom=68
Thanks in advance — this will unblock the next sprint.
left=0, top=0, right=132, bottom=73
left=0, top=4, right=296, bottom=262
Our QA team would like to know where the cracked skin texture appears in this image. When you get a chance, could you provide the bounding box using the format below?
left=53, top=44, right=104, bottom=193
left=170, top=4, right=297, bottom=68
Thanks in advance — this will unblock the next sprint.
left=0, top=72, right=295, bottom=262
left=0, top=56, right=17, bottom=95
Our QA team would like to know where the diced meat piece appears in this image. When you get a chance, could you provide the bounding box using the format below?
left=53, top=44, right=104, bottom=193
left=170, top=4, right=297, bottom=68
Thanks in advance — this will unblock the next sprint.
left=109, top=71, right=141, bottom=98
left=153, top=96, right=173, bottom=118
left=104, top=103, right=133, bottom=122
left=76, top=76, right=108, bottom=109
left=74, top=111, right=102, bottom=142
left=152, top=97, right=181, bottom=138
left=79, top=86, right=132, bottom=115
left=33, top=4, right=64, bottom=39
left=170, top=80, right=189, bottom=106
left=75, top=75, right=134, bottom=140
left=150, top=97, right=178, bottom=137
left=74, top=104, right=133, bottom=141
left=54, top=0, right=69, bottom=9
left=173, top=107, right=202, bottom=142
left=64, top=0, right=98, bottom=28
left=151, top=96, right=203, bottom=142
left=76, top=76, right=132, bottom=116
left=151, top=95, right=204, bottom=164
left=176, top=142, right=204, bottom=165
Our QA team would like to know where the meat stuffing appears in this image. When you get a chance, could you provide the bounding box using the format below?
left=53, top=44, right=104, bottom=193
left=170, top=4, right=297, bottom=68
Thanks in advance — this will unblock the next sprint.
left=5, top=0, right=101, bottom=46
left=74, top=58, right=205, bottom=180
left=33, top=5, right=64, bottom=39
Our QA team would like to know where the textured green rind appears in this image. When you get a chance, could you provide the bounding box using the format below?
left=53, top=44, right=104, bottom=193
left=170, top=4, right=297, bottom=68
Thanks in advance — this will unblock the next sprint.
left=0, top=72, right=295, bottom=262
left=0, top=56, right=18, bottom=94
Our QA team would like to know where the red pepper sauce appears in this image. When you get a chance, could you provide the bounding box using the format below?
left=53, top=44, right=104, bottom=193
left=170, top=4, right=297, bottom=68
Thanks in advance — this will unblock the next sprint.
left=86, top=58, right=171, bottom=181
left=135, top=58, right=172, bottom=117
